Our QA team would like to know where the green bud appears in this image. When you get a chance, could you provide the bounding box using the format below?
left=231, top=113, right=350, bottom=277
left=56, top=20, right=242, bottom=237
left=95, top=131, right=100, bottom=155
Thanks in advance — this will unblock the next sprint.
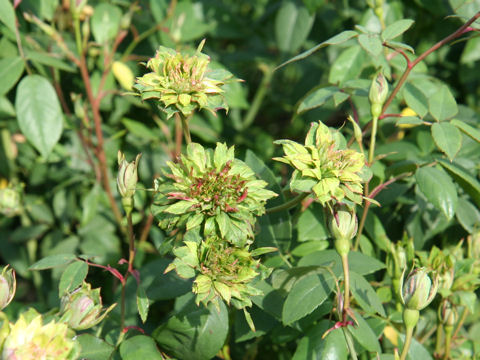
left=117, top=151, right=141, bottom=201
left=400, top=267, right=439, bottom=311
left=0, top=266, right=16, bottom=310
left=59, top=282, right=116, bottom=331
left=438, top=299, right=456, bottom=328
left=369, top=73, right=388, bottom=118
left=327, top=205, right=358, bottom=243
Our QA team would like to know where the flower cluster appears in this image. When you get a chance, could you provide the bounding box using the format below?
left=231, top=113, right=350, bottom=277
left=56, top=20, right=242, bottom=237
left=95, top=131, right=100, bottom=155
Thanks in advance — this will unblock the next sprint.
left=153, top=142, right=277, bottom=246
left=0, top=311, right=80, bottom=360
left=274, top=121, right=365, bottom=205
left=134, top=40, right=231, bottom=119
left=165, top=233, right=273, bottom=309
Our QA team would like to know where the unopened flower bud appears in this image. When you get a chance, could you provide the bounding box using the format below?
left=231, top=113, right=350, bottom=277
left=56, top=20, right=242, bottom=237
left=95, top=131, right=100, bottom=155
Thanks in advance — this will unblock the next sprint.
left=327, top=205, right=357, bottom=257
left=328, top=204, right=357, bottom=237
left=59, top=282, right=116, bottom=330
left=369, top=73, right=388, bottom=118
left=438, top=299, right=456, bottom=328
left=0, top=266, right=16, bottom=310
left=117, top=151, right=141, bottom=200
left=400, top=267, right=438, bottom=311
left=0, top=186, right=21, bottom=217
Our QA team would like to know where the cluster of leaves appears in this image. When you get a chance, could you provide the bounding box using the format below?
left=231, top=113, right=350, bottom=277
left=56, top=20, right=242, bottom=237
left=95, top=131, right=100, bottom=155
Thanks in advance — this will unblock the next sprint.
left=0, top=0, right=479, bottom=359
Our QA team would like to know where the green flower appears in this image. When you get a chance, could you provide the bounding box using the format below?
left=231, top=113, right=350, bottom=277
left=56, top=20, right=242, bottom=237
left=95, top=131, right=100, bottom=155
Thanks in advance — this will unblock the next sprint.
left=134, top=40, right=232, bottom=119
left=153, top=142, right=277, bottom=246
left=274, top=121, right=365, bottom=205
left=2, top=312, right=79, bottom=360
left=165, top=233, right=274, bottom=309
left=59, top=282, right=116, bottom=331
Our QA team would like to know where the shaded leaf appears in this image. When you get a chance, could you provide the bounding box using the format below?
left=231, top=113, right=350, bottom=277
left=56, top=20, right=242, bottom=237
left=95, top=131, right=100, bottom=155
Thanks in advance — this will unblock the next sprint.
left=275, top=1, right=315, bottom=53
left=431, top=122, right=462, bottom=160
left=276, top=30, right=358, bottom=69
left=429, top=85, right=458, bottom=121
left=282, top=271, right=334, bottom=325
left=416, top=166, right=458, bottom=219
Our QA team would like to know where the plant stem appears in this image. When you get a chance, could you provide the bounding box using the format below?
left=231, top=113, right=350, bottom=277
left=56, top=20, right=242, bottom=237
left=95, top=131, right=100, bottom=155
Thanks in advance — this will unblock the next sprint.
left=242, top=64, right=273, bottom=130
left=400, top=325, right=414, bottom=360
left=435, top=322, right=444, bottom=356
left=381, top=11, right=480, bottom=118
left=78, top=55, right=125, bottom=231
left=178, top=113, right=192, bottom=145
left=120, top=282, right=126, bottom=330
left=266, top=192, right=309, bottom=213
left=127, top=212, right=135, bottom=271
left=452, top=307, right=468, bottom=340
left=368, top=116, right=378, bottom=165
left=444, top=325, right=453, bottom=360
left=340, top=253, right=350, bottom=314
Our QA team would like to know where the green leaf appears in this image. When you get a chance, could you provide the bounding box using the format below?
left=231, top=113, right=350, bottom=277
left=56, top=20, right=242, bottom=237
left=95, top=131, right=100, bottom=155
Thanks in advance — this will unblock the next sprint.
left=297, top=203, right=329, bottom=242
left=428, top=85, right=458, bottom=121
left=416, top=166, right=458, bottom=219
left=58, top=261, right=88, bottom=296
left=438, top=159, right=480, bottom=208
left=245, top=150, right=292, bottom=252
left=403, top=82, right=428, bottom=118
left=282, top=271, right=334, bottom=325
left=276, top=30, right=358, bottom=70
left=461, top=36, right=480, bottom=63
left=348, top=311, right=381, bottom=352
left=291, top=241, right=329, bottom=257
left=0, top=0, right=16, bottom=33
left=358, top=33, right=383, bottom=57
left=120, top=335, right=164, bottom=360
left=15, top=75, right=64, bottom=158
left=153, top=296, right=228, bottom=360
left=122, top=118, right=159, bottom=141
left=456, top=198, right=480, bottom=233
left=25, top=50, right=76, bottom=73
left=350, top=272, right=386, bottom=316
left=137, top=283, right=150, bottom=323
left=81, top=184, right=101, bottom=226
left=77, top=334, right=114, bottom=360
left=431, top=122, right=462, bottom=160
left=165, top=200, right=194, bottom=214
left=275, top=1, right=315, bottom=53
left=297, top=86, right=338, bottom=114
left=451, top=119, right=480, bottom=144
left=329, top=45, right=366, bottom=85
left=29, top=254, right=76, bottom=270
left=0, top=57, right=24, bottom=96
left=91, top=3, right=122, bottom=44
left=292, top=321, right=348, bottom=360
left=381, top=19, right=415, bottom=41
left=298, top=250, right=385, bottom=277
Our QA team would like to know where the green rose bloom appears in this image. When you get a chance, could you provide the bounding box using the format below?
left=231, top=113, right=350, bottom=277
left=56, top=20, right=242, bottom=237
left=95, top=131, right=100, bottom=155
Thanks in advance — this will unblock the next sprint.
left=274, top=121, right=365, bottom=205
left=134, top=40, right=232, bottom=119
left=153, top=142, right=277, bottom=246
